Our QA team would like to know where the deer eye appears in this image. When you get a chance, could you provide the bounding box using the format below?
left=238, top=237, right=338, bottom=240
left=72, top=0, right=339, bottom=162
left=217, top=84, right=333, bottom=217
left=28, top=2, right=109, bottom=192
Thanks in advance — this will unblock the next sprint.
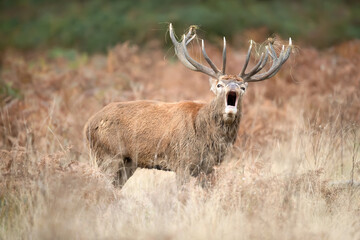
left=240, top=86, right=246, bottom=91
left=217, top=84, right=223, bottom=88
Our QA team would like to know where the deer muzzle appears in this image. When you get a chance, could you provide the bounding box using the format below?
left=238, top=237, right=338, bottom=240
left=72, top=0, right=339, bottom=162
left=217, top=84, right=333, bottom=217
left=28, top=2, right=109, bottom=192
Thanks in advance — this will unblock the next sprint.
left=224, top=83, right=240, bottom=116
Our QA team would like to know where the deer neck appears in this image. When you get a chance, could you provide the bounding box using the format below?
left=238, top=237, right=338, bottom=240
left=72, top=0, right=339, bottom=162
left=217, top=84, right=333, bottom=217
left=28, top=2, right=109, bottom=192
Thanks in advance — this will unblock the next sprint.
left=195, top=98, right=242, bottom=144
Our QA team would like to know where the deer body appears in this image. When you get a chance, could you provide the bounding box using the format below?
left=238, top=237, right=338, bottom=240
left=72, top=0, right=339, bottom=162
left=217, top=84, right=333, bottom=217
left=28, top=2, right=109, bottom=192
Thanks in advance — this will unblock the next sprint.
left=84, top=24, right=292, bottom=184
left=85, top=95, right=242, bottom=180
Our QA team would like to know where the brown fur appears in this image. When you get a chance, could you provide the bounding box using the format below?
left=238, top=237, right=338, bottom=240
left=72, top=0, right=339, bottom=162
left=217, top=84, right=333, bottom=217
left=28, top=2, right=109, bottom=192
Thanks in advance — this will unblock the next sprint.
left=84, top=89, right=242, bottom=184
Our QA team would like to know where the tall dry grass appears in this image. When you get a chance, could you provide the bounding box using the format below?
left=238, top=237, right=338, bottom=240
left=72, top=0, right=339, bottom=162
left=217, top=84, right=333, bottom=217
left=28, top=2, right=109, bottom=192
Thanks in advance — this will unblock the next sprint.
left=1, top=113, right=359, bottom=239
left=1, top=39, right=360, bottom=239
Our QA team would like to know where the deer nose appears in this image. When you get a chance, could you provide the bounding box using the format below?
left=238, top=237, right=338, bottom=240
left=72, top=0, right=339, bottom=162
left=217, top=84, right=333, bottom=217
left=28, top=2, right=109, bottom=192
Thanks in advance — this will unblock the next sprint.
left=227, top=82, right=239, bottom=91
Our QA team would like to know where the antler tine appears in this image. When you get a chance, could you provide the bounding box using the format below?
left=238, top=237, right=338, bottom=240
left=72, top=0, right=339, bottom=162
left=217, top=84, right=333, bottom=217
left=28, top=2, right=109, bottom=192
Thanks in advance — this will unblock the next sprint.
left=181, top=36, right=219, bottom=78
left=240, top=40, right=253, bottom=77
left=201, top=40, right=220, bottom=74
left=169, top=23, right=197, bottom=71
left=250, top=47, right=270, bottom=76
left=222, top=37, right=226, bottom=74
left=268, top=40, right=277, bottom=58
left=257, top=45, right=284, bottom=76
left=243, top=51, right=266, bottom=78
left=269, top=42, right=291, bottom=78
left=185, top=34, right=196, bottom=45
left=244, top=38, right=292, bottom=82
left=170, top=23, right=223, bottom=79
left=267, top=43, right=292, bottom=78
left=185, top=26, right=194, bottom=39
left=185, top=25, right=196, bottom=45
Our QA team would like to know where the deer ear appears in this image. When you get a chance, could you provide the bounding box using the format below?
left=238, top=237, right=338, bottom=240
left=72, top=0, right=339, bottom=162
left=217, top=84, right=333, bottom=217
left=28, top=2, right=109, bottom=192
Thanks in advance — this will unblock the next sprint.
left=209, top=78, right=218, bottom=94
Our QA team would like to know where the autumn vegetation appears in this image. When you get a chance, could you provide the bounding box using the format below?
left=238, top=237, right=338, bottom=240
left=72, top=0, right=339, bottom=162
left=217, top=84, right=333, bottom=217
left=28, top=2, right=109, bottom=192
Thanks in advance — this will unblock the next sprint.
left=1, top=2, right=360, bottom=237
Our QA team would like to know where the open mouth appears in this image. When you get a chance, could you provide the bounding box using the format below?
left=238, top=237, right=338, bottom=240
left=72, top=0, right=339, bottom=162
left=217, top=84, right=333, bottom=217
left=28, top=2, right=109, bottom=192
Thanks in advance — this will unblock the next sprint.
left=225, top=91, right=238, bottom=115
left=226, top=91, right=237, bottom=107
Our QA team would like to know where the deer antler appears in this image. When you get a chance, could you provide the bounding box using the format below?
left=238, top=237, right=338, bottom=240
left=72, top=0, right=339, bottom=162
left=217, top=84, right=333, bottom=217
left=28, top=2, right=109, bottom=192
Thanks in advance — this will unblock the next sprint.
left=170, top=24, right=291, bottom=82
left=169, top=23, right=226, bottom=79
left=240, top=38, right=292, bottom=82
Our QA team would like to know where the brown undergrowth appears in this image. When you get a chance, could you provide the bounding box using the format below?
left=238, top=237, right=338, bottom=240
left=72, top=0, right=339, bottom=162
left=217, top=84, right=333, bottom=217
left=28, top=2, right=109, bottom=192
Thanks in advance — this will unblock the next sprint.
left=0, top=39, right=359, bottom=239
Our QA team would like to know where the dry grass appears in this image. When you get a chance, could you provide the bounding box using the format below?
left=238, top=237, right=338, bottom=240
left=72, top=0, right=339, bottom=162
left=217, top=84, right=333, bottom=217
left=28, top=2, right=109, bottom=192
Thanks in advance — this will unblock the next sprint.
left=1, top=39, right=360, bottom=239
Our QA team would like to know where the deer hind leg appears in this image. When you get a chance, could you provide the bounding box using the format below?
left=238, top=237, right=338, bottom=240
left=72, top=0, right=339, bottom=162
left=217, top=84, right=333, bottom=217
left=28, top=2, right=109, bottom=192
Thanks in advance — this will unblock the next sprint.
left=114, top=157, right=137, bottom=186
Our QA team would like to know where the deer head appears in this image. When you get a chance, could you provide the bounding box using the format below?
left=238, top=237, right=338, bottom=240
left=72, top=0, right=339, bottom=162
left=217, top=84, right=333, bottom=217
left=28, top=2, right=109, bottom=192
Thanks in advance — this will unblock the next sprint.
left=169, top=24, right=292, bottom=123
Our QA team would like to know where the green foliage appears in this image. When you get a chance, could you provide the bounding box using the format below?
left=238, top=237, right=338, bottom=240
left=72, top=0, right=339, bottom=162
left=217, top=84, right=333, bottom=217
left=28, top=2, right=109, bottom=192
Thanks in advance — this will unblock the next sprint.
left=0, top=0, right=359, bottom=52
left=0, top=80, right=22, bottom=102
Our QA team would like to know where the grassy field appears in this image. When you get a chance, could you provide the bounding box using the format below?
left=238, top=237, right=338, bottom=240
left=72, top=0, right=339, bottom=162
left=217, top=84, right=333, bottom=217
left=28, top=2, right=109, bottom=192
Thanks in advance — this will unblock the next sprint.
left=0, top=36, right=360, bottom=239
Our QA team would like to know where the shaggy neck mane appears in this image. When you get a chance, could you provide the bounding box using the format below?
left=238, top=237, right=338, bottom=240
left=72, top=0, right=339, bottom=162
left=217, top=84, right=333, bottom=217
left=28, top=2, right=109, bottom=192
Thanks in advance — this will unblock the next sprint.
left=195, top=98, right=242, bottom=145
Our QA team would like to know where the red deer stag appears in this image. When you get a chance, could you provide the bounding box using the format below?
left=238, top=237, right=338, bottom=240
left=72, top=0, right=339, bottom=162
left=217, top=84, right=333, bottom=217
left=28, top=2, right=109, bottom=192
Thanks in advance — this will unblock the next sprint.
left=84, top=24, right=292, bottom=185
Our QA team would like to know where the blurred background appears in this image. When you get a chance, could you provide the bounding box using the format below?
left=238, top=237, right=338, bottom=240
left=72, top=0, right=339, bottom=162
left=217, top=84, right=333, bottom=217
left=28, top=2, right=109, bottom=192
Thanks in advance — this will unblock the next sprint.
left=1, top=0, right=359, bottom=52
